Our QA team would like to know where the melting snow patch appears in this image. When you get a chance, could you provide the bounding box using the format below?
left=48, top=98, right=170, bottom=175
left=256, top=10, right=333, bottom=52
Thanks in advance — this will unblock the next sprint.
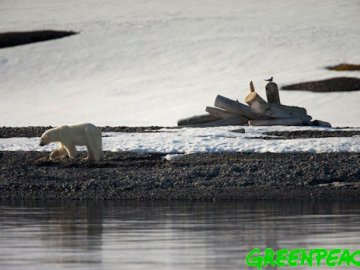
left=0, top=126, right=359, bottom=153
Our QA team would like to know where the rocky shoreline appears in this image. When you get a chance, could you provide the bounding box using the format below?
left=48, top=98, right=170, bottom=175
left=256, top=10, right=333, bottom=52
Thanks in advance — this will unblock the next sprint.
left=1, top=126, right=360, bottom=201
left=1, top=126, right=360, bottom=139
left=0, top=126, right=166, bottom=138
left=1, top=151, right=360, bottom=200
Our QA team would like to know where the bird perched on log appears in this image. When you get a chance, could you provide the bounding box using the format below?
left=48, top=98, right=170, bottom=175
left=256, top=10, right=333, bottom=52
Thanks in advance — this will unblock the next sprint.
left=265, top=77, right=273, bottom=82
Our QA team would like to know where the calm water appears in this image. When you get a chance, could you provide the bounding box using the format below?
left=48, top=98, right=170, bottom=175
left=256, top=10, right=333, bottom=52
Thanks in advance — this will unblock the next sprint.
left=1, top=200, right=360, bottom=270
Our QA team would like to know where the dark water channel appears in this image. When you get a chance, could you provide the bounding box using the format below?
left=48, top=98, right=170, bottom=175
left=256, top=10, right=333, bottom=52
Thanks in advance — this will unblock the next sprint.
left=1, top=200, right=360, bottom=270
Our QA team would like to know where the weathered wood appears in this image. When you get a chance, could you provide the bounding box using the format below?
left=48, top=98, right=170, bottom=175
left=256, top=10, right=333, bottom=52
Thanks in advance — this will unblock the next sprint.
left=246, top=90, right=307, bottom=116
left=183, top=116, right=248, bottom=128
left=249, top=118, right=303, bottom=126
left=206, top=106, right=248, bottom=122
left=245, top=81, right=266, bottom=106
left=265, top=82, right=281, bottom=104
left=251, top=100, right=312, bottom=123
left=214, top=95, right=263, bottom=120
left=311, top=120, right=332, bottom=128
left=250, top=81, right=255, bottom=92
left=245, top=91, right=267, bottom=106
left=177, top=114, right=220, bottom=126
left=278, top=104, right=307, bottom=117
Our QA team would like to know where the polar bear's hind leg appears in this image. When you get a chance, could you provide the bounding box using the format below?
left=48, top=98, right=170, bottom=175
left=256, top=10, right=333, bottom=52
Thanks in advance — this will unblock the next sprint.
left=85, top=144, right=95, bottom=161
left=94, top=134, right=104, bottom=161
left=84, top=126, right=103, bottom=161
left=63, top=143, right=77, bottom=159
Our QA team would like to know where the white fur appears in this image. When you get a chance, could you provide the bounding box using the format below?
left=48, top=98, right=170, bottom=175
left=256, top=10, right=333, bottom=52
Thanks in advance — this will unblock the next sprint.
left=40, top=123, right=104, bottom=161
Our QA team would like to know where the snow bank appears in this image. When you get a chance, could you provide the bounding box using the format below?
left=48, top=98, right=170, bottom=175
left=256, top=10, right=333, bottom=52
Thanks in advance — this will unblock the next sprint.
left=0, top=0, right=359, bottom=127
left=1, top=126, right=359, bottom=153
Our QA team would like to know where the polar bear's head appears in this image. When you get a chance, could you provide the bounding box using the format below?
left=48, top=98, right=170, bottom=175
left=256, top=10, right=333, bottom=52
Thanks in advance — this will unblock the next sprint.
left=39, top=128, right=59, bottom=146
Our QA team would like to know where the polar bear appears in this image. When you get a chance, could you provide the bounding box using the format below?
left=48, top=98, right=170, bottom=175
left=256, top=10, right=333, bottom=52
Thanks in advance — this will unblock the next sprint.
left=39, top=123, right=104, bottom=162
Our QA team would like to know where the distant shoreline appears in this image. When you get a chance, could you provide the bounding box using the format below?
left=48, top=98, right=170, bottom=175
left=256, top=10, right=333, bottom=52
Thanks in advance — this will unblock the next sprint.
left=1, top=126, right=360, bottom=139
left=1, top=151, right=360, bottom=201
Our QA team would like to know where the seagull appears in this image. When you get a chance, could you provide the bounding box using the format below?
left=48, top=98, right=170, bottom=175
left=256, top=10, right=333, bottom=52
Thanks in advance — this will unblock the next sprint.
left=265, top=77, right=273, bottom=82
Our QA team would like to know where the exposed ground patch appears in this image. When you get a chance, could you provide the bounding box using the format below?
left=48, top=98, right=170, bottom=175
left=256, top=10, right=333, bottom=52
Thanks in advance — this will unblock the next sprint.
left=0, top=30, right=78, bottom=49
left=281, top=77, right=360, bottom=92
left=326, top=63, right=360, bottom=71
left=262, top=130, right=360, bottom=140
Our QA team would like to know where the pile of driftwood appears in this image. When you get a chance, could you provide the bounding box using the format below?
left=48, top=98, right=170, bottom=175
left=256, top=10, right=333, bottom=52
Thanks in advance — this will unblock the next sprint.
left=178, top=81, right=331, bottom=128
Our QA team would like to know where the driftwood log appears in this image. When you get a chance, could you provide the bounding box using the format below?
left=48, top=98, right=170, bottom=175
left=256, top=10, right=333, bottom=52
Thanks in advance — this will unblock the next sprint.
left=250, top=81, right=255, bottom=92
left=206, top=106, right=238, bottom=119
left=312, top=120, right=332, bottom=128
left=205, top=106, right=248, bottom=124
left=179, top=116, right=247, bottom=128
left=265, top=82, right=281, bottom=104
left=249, top=118, right=303, bottom=126
left=245, top=86, right=311, bottom=124
left=246, top=91, right=307, bottom=116
left=251, top=100, right=312, bottom=124
left=188, top=116, right=248, bottom=127
left=178, top=114, right=220, bottom=126
left=177, top=80, right=331, bottom=127
left=245, top=91, right=267, bottom=106
left=214, top=95, right=264, bottom=120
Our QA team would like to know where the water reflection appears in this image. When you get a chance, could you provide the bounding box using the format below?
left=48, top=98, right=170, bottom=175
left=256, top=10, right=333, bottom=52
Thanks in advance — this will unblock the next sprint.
left=1, top=201, right=360, bottom=270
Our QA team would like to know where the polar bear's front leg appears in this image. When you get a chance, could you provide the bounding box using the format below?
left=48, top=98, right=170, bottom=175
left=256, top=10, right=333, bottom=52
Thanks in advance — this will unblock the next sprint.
left=49, top=143, right=68, bottom=160
left=63, top=143, right=77, bottom=159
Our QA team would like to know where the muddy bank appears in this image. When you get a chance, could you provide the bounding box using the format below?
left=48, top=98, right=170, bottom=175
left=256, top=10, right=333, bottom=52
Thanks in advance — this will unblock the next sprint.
left=1, top=151, right=360, bottom=200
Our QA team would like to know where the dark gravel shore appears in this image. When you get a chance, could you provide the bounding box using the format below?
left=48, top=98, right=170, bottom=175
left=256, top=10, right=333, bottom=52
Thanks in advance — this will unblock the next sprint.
left=0, top=126, right=166, bottom=138
left=262, top=129, right=360, bottom=139
left=1, top=151, right=360, bottom=201
left=1, top=126, right=359, bottom=200
left=1, top=126, right=359, bottom=139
